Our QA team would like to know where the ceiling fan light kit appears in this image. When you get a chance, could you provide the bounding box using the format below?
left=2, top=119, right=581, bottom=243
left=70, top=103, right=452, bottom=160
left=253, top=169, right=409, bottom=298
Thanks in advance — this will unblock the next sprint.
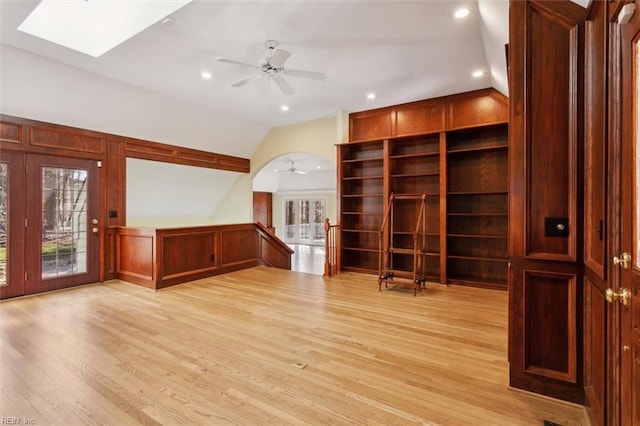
left=217, top=40, right=326, bottom=95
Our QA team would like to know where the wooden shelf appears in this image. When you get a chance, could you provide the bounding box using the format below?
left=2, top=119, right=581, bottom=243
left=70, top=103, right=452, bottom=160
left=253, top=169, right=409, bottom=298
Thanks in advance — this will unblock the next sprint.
left=448, top=191, right=508, bottom=196
left=448, top=233, right=507, bottom=239
left=448, top=213, right=508, bottom=217
left=342, top=176, right=384, bottom=181
left=341, top=94, right=508, bottom=289
left=391, top=172, right=440, bottom=178
left=390, top=152, right=440, bottom=159
left=342, top=157, right=384, bottom=163
left=447, top=254, right=509, bottom=261
left=447, top=145, right=507, bottom=154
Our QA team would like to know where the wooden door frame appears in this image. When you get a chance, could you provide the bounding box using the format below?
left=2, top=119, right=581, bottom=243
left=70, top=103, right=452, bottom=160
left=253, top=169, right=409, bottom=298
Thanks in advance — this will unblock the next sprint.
left=0, top=151, right=25, bottom=298
left=24, top=154, right=102, bottom=294
left=617, top=1, right=640, bottom=422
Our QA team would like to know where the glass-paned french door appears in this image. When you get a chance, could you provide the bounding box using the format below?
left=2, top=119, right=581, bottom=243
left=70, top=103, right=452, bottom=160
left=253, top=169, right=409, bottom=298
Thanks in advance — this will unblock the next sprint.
left=284, top=197, right=326, bottom=245
left=0, top=153, right=100, bottom=298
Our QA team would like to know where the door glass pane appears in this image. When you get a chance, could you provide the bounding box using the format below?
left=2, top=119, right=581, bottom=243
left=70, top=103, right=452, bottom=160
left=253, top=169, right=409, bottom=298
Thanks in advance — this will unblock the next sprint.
left=285, top=200, right=295, bottom=239
left=313, top=199, right=326, bottom=242
left=299, top=200, right=309, bottom=240
left=0, top=163, right=7, bottom=287
left=41, top=167, right=88, bottom=279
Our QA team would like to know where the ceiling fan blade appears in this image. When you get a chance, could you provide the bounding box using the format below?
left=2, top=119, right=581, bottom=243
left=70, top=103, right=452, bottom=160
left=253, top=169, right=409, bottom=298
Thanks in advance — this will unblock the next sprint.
left=216, top=57, right=260, bottom=69
left=294, top=169, right=307, bottom=175
left=283, top=68, right=326, bottom=81
left=232, top=74, right=262, bottom=88
left=272, top=74, right=295, bottom=96
left=269, top=49, right=291, bottom=68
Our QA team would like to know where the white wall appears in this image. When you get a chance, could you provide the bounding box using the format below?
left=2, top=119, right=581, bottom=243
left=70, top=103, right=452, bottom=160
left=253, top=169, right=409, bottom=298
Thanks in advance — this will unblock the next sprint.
left=126, top=158, right=244, bottom=227
left=1, top=45, right=269, bottom=226
left=213, top=115, right=341, bottom=223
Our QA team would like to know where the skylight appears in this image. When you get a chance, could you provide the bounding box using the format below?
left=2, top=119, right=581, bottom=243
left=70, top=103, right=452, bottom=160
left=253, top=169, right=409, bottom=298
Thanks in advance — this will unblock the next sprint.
left=18, top=0, right=192, bottom=58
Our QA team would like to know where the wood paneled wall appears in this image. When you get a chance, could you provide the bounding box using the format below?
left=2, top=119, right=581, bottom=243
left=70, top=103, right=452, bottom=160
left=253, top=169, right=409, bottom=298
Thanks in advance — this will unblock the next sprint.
left=509, top=0, right=587, bottom=404
left=349, top=88, right=508, bottom=142
left=115, top=223, right=293, bottom=290
left=0, top=114, right=251, bottom=283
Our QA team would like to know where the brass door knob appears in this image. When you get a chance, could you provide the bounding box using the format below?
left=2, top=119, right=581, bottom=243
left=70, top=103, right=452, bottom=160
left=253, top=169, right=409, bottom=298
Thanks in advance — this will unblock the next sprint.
left=605, top=288, right=631, bottom=307
left=92, top=227, right=99, bottom=234
left=613, top=252, right=631, bottom=269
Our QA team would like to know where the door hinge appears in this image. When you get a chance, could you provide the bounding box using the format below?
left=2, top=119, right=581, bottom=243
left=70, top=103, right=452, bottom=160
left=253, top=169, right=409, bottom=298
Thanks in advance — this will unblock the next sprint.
left=24, top=272, right=27, bottom=282
left=24, top=218, right=27, bottom=228
left=97, top=160, right=102, bottom=168
left=25, top=164, right=28, bottom=174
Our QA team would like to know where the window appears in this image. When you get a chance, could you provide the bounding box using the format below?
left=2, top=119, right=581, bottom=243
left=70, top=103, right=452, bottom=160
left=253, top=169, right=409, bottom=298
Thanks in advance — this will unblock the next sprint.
left=284, top=197, right=326, bottom=245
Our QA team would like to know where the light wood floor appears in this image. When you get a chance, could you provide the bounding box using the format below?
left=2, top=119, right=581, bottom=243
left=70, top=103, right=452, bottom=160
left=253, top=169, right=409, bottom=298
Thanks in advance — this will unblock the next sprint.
left=1, top=267, right=587, bottom=425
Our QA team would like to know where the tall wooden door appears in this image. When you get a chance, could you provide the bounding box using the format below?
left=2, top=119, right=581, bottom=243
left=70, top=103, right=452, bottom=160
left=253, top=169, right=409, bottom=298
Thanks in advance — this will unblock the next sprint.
left=20, top=155, right=101, bottom=296
left=620, top=6, right=640, bottom=423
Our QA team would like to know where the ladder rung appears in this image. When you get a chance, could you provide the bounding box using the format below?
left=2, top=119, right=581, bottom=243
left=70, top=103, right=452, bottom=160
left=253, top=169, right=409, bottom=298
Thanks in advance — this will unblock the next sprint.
left=391, top=194, right=426, bottom=200
left=384, top=269, right=416, bottom=279
left=388, top=247, right=416, bottom=255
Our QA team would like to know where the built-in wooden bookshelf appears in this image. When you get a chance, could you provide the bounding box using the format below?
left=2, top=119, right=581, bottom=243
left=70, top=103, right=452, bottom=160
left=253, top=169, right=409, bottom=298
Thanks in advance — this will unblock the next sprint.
left=340, top=88, right=508, bottom=289
left=388, top=135, right=441, bottom=281
left=339, top=140, right=385, bottom=273
left=446, top=124, right=508, bottom=289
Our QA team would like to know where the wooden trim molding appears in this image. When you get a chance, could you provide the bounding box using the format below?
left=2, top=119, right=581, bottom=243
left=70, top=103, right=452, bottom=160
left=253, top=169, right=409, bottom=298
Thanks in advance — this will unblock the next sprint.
left=124, top=136, right=249, bottom=172
left=0, top=114, right=250, bottom=173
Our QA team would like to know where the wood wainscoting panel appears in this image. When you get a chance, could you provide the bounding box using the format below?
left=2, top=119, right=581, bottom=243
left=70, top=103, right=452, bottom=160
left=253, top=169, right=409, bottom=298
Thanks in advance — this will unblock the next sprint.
left=350, top=111, right=392, bottom=141
left=30, top=125, right=105, bottom=154
left=220, top=228, right=259, bottom=267
left=0, top=120, right=23, bottom=144
left=584, top=274, right=606, bottom=424
left=160, top=230, right=218, bottom=279
left=395, top=102, right=445, bottom=136
left=446, top=90, right=508, bottom=130
left=259, top=237, right=290, bottom=270
left=525, top=4, right=579, bottom=261
left=115, top=224, right=291, bottom=290
left=523, top=270, right=577, bottom=383
left=116, top=230, right=155, bottom=288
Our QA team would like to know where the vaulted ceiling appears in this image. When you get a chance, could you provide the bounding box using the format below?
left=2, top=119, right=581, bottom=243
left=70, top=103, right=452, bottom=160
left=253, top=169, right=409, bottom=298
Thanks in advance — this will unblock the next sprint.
left=1, top=0, right=510, bottom=128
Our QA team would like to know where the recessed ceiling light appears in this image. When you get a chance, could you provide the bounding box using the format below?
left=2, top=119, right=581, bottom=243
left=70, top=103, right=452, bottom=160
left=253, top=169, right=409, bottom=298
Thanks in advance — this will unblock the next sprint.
left=201, top=71, right=212, bottom=79
left=366, top=92, right=376, bottom=100
left=18, top=0, right=192, bottom=57
left=316, top=165, right=322, bottom=169
left=454, top=7, right=470, bottom=19
left=281, top=105, right=290, bottom=112
left=273, top=169, right=278, bottom=173
left=472, top=70, right=484, bottom=78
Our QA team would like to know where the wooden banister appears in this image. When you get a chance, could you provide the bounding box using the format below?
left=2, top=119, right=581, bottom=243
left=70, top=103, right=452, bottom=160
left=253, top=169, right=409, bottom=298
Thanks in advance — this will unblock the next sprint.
left=323, top=218, right=340, bottom=276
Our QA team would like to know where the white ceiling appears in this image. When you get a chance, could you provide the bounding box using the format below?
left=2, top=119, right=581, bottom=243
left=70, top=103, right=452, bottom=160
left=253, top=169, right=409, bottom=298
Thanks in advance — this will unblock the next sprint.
left=0, top=0, right=510, bottom=129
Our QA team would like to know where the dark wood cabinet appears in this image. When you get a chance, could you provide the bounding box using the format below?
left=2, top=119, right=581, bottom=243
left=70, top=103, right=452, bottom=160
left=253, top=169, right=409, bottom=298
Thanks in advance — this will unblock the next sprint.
left=339, top=89, right=509, bottom=289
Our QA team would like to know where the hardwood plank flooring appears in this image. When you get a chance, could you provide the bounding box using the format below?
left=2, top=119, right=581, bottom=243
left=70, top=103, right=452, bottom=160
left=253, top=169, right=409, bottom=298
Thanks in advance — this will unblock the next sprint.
left=1, top=267, right=587, bottom=425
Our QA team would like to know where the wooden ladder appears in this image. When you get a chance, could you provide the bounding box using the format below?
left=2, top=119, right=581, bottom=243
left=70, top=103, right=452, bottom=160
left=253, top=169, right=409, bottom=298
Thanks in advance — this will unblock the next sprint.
left=378, top=193, right=428, bottom=296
